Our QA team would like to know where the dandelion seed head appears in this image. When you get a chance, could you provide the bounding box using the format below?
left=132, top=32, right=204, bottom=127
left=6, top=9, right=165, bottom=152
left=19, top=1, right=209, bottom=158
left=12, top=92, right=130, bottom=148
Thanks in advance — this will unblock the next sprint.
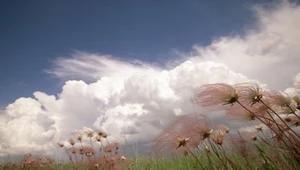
left=264, top=91, right=293, bottom=108
left=234, top=82, right=263, bottom=105
left=194, top=83, right=238, bottom=107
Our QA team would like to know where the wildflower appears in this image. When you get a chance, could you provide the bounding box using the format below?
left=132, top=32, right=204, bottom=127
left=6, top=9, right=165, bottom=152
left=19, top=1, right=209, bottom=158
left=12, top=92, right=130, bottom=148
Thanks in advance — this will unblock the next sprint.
left=183, top=114, right=213, bottom=141
left=240, top=131, right=257, bottom=141
left=226, top=105, right=256, bottom=121
left=194, top=83, right=238, bottom=107
left=275, top=105, right=297, bottom=115
left=216, top=124, right=230, bottom=133
left=293, top=119, right=300, bottom=126
left=71, top=147, right=78, bottom=154
left=204, top=144, right=210, bottom=153
left=98, top=131, right=107, bottom=138
left=264, top=91, right=293, bottom=108
left=104, top=145, right=113, bottom=153
left=81, top=146, right=95, bottom=156
left=79, top=148, right=84, bottom=155
left=68, top=138, right=75, bottom=146
left=114, top=141, right=119, bottom=150
left=57, top=142, right=64, bottom=148
left=152, top=127, right=192, bottom=155
left=202, top=129, right=213, bottom=140
left=211, top=130, right=224, bottom=145
left=21, top=153, right=32, bottom=167
left=152, top=113, right=212, bottom=155
left=75, top=133, right=83, bottom=142
left=95, top=135, right=101, bottom=142
left=234, top=82, right=263, bottom=105
left=286, top=115, right=300, bottom=127
left=284, top=116, right=292, bottom=122
left=177, top=137, right=190, bottom=149
left=85, top=130, right=95, bottom=138
left=255, top=125, right=263, bottom=132
left=251, top=135, right=257, bottom=141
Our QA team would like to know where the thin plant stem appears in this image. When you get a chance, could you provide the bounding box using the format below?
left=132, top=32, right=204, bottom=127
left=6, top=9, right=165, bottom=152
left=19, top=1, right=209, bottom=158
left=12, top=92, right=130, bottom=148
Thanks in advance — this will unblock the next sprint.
left=64, top=147, right=77, bottom=170
left=236, top=100, right=300, bottom=159
left=259, top=100, right=300, bottom=139
left=216, top=144, right=237, bottom=169
left=205, top=151, right=213, bottom=170
left=287, top=105, right=300, bottom=120
left=207, top=138, right=228, bottom=168
left=72, top=146, right=78, bottom=164
left=184, top=146, right=205, bottom=170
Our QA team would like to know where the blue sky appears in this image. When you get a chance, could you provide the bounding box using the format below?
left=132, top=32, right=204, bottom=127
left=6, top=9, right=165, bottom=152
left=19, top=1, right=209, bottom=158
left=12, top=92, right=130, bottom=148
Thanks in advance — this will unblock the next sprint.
left=0, top=0, right=271, bottom=107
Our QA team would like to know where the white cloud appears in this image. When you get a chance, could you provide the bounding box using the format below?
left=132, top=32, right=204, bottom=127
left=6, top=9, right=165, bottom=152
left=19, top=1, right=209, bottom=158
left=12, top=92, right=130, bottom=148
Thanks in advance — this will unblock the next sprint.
left=1, top=1, right=300, bottom=157
left=46, top=52, right=156, bottom=81
left=188, top=1, right=300, bottom=90
left=0, top=98, right=56, bottom=156
left=0, top=59, right=249, bottom=156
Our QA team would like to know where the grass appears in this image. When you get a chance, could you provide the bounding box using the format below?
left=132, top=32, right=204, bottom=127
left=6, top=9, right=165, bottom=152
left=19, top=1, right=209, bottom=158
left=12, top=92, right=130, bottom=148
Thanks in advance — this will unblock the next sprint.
left=2, top=147, right=299, bottom=170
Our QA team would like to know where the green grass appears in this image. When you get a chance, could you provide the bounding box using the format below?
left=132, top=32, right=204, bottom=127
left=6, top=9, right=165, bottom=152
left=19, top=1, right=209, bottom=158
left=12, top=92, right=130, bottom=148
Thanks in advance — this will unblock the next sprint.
left=2, top=147, right=299, bottom=170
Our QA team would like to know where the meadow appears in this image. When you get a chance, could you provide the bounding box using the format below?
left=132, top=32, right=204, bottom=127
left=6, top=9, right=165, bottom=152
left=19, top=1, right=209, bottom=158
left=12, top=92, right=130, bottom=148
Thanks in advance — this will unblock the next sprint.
left=1, top=82, right=300, bottom=170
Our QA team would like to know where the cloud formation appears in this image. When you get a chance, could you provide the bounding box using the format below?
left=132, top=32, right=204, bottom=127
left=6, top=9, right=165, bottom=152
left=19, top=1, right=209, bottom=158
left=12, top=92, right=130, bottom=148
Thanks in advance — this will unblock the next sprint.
left=0, top=98, right=56, bottom=156
left=45, top=52, right=155, bottom=82
left=1, top=1, right=300, bottom=157
left=189, top=1, right=300, bottom=90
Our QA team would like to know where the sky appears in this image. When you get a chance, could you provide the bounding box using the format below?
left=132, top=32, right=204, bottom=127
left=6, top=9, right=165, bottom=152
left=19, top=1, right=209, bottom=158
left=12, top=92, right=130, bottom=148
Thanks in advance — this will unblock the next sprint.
left=1, top=0, right=300, bottom=159
left=0, top=0, right=261, bottom=107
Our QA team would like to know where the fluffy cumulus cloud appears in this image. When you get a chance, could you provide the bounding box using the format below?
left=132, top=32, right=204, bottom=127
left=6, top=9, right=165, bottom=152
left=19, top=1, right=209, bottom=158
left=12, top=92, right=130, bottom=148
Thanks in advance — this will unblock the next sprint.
left=189, top=1, right=300, bottom=90
left=0, top=98, right=56, bottom=156
left=1, top=1, right=300, bottom=157
left=0, top=60, right=249, bottom=157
